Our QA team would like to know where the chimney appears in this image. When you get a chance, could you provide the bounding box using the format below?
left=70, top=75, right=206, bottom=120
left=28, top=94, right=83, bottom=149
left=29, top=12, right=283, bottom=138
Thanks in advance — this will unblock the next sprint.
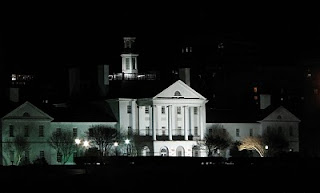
left=97, top=64, right=109, bottom=97
left=68, top=66, right=80, bottom=98
left=260, top=94, right=271, bottom=109
left=179, top=68, right=191, bottom=86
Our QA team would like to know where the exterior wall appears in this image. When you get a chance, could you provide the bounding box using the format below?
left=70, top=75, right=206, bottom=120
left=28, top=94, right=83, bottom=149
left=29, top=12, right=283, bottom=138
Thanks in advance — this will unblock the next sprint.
left=153, top=140, right=204, bottom=157
left=1, top=119, right=117, bottom=166
left=49, top=122, right=117, bottom=165
left=260, top=121, right=300, bottom=152
left=1, top=119, right=52, bottom=165
left=206, top=123, right=261, bottom=142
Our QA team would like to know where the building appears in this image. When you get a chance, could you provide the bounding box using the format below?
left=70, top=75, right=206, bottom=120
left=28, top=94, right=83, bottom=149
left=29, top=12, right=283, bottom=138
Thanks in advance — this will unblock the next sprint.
left=0, top=37, right=301, bottom=165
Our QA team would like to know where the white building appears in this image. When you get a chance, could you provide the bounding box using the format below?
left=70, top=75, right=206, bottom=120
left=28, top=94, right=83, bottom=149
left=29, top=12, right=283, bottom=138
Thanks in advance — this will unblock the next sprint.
left=0, top=37, right=300, bottom=165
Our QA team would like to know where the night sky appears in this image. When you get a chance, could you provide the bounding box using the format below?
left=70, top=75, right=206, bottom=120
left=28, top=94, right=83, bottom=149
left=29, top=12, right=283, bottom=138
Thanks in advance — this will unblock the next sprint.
left=1, top=4, right=320, bottom=72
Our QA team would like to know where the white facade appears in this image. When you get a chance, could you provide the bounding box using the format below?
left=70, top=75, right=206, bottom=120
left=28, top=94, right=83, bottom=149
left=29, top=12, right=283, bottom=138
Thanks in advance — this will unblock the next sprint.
left=1, top=81, right=300, bottom=165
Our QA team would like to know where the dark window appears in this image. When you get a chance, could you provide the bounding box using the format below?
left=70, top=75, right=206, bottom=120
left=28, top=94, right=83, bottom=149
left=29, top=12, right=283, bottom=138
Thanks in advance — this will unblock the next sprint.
left=9, top=125, right=14, bottom=137
left=39, top=125, right=44, bottom=137
left=40, top=151, right=45, bottom=159
left=161, top=106, right=165, bottom=114
left=127, top=105, right=132, bottom=113
left=236, top=128, right=240, bottom=137
left=145, top=106, right=149, bottom=114
left=24, top=126, right=29, bottom=137
left=57, top=152, right=62, bottom=163
left=73, top=128, right=77, bottom=137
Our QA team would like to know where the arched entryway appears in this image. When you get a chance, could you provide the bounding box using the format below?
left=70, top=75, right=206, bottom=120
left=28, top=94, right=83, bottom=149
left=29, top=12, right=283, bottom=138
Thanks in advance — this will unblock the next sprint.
left=176, top=146, right=185, bottom=156
left=160, top=146, right=169, bottom=156
left=141, top=146, right=150, bottom=156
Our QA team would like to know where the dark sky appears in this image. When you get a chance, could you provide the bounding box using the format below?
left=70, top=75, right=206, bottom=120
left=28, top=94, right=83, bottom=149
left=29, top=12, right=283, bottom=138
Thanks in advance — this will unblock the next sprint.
left=1, top=4, right=320, bottom=73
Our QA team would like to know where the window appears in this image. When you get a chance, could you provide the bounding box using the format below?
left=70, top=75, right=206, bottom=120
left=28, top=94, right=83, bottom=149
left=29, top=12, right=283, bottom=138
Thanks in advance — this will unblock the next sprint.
left=24, top=125, right=29, bottom=137
left=23, top=112, right=30, bottom=117
left=9, top=125, right=14, bottom=137
left=128, top=126, right=133, bottom=136
left=40, top=151, right=45, bottom=159
left=174, top=91, right=181, bottom=96
left=10, top=151, right=14, bottom=162
left=177, top=107, right=181, bottom=114
left=145, top=106, right=149, bottom=114
left=162, top=127, right=166, bottom=135
left=39, top=125, right=44, bottom=137
left=278, top=127, right=282, bottom=134
left=314, top=88, right=319, bottom=95
left=161, top=106, right=165, bottom=114
left=194, top=107, right=198, bottom=115
left=25, top=151, right=29, bottom=162
left=277, top=115, right=282, bottom=120
left=194, top=127, right=199, bottom=136
left=253, top=87, right=258, bottom=93
left=208, top=128, right=213, bottom=135
left=250, top=128, right=253, bottom=136
left=146, top=126, right=150, bottom=136
left=236, top=128, right=240, bottom=137
left=127, top=105, right=132, bottom=113
left=57, top=152, right=62, bottom=163
left=289, top=126, right=294, bottom=136
left=73, top=128, right=77, bottom=137
left=126, top=58, right=130, bottom=70
left=132, top=58, right=136, bottom=69
left=89, top=128, right=93, bottom=137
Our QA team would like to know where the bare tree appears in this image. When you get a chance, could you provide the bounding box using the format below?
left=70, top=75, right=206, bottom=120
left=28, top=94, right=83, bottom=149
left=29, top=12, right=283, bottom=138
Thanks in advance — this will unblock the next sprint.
left=238, top=136, right=265, bottom=157
left=205, top=124, right=232, bottom=157
left=86, top=125, right=117, bottom=156
left=4, top=135, right=30, bottom=165
left=48, top=130, right=76, bottom=164
left=262, top=127, right=289, bottom=157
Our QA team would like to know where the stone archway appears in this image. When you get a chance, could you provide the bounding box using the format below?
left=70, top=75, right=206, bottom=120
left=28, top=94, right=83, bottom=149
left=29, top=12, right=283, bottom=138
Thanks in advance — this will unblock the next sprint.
left=176, top=146, right=185, bottom=156
left=160, top=146, right=169, bottom=156
left=141, top=146, right=150, bottom=156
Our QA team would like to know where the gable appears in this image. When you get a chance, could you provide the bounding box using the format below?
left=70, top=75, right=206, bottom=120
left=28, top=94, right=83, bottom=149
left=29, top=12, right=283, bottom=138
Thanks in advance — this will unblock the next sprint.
left=2, top=101, right=54, bottom=121
left=260, top=106, right=300, bottom=122
left=153, top=80, right=206, bottom=100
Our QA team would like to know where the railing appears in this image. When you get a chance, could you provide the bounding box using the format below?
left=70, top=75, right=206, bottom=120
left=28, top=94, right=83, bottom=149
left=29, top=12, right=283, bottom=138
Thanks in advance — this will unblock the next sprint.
left=109, top=72, right=159, bottom=81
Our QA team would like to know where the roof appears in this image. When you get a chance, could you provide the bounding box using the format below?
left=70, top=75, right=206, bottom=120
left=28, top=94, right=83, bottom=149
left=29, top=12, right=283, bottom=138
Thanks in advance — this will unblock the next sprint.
left=30, top=100, right=117, bottom=122
left=106, top=79, right=178, bottom=99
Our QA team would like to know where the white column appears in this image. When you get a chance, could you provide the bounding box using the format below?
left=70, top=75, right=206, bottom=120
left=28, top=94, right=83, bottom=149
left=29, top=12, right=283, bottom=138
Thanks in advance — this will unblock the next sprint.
left=132, top=101, right=136, bottom=133
left=199, top=105, right=204, bottom=140
left=152, top=105, right=157, bottom=140
left=172, top=105, right=176, bottom=136
left=190, top=106, right=194, bottom=136
left=138, top=106, right=144, bottom=135
left=184, top=106, right=189, bottom=140
left=168, top=105, right=172, bottom=140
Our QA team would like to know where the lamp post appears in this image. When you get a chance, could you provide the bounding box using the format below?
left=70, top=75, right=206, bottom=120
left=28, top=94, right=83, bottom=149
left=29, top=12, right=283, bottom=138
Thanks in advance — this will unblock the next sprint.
left=125, top=139, right=130, bottom=156
left=75, top=138, right=81, bottom=157
left=113, top=142, right=119, bottom=156
left=265, top=145, right=269, bottom=157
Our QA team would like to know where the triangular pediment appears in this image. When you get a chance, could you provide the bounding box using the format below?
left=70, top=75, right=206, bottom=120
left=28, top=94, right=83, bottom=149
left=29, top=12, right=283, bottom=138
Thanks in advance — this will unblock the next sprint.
left=153, top=80, right=206, bottom=100
left=261, top=106, right=300, bottom=122
left=2, top=101, right=54, bottom=121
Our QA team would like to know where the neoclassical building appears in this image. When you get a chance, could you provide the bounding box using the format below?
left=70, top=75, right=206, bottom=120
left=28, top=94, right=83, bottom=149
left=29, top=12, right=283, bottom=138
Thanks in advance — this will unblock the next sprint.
left=0, top=37, right=301, bottom=165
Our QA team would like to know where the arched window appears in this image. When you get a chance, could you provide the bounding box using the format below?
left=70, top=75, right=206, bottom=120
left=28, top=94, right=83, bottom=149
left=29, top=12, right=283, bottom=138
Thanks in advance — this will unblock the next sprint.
left=174, top=91, right=181, bottom=96
left=141, top=146, right=150, bottom=156
left=23, top=112, right=30, bottom=117
left=176, top=146, right=185, bottom=157
left=277, top=115, right=282, bottom=119
left=160, top=147, right=169, bottom=156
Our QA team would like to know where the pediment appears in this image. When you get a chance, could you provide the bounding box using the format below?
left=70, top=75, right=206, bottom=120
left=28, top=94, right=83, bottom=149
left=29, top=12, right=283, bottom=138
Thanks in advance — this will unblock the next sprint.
left=261, top=106, right=300, bottom=122
left=2, top=101, right=54, bottom=121
left=153, top=80, right=206, bottom=100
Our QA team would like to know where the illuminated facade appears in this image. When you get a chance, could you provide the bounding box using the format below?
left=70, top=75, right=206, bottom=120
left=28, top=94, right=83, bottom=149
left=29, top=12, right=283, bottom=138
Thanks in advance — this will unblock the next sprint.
left=0, top=37, right=301, bottom=165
